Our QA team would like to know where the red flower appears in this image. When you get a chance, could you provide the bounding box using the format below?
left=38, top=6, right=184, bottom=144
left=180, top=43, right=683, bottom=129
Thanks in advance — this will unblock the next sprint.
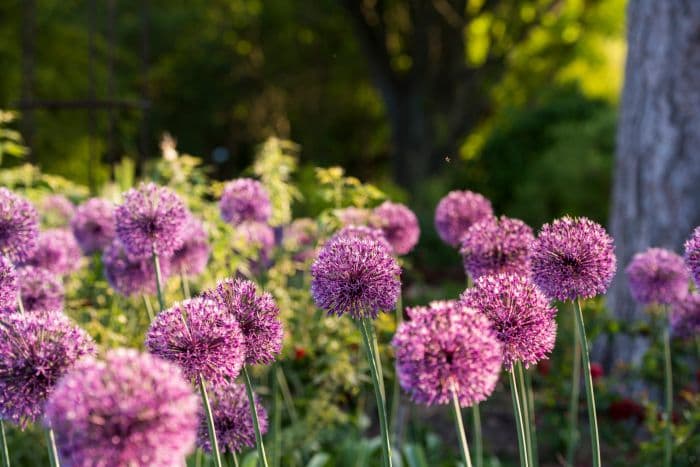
left=294, top=347, right=307, bottom=360
left=608, top=398, right=645, bottom=422
left=536, top=359, right=551, bottom=377
left=590, top=362, right=604, bottom=381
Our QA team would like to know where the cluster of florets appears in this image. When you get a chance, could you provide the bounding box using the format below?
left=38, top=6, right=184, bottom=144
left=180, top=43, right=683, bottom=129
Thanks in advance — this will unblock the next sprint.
left=103, top=239, right=169, bottom=296
left=22, top=228, right=82, bottom=276
left=71, top=198, right=116, bottom=254
left=0, top=188, right=39, bottom=263
left=219, top=178, right=271, bottom=225
left=684, top=226, right=700, bottom=288
left=16, top=265, right=64, bottom=312
left=370, top=201, right=420, bottom=255
left=626, top=247, right=689, bottom=305
left=170, top=216, right=210, bottom=277
left=434, top=190, right=493, bottom=247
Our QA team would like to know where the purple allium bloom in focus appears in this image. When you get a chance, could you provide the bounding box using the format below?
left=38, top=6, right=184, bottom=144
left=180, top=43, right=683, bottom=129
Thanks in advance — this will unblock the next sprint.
left=434, top=190, right=493, bottom=247
left=45, top=349, right=199, bottom=467
left=626, top=248, right=689, bottom=306
left=0, top=188, right=39, bottom=263
left=460, top=216, right=534, bottom=280
left=103, top=239, right=170, bottom=297
left=71, top=198, right=116, bottom=254
left=197, top=381, right=268, bottom=454
left=671, top=293, right=700, bottom=339
left=41, top=195, right=75, bottom=226
left=0, top=312, right=95, bottom=426
left=392, top=300, right=502, bottom=406
left=115, top=182, right=188, bottom=258
left=0, top=255, right=17, bottom=310
left=283, top=218, right=317, bottom=262
left=17, top=266, right=64, bottom=313
left=685, top=226, right=700, bottom=288
left=23, top=228, right=82, bottom=275
left=203, top=279, right=283, bottom=366
left=219, top=178, right=271, bottom=225
left=146, top=297, right=246, bottom=384
left=530, top=216, right=616, bottom=302
left=370, top=201, right=420, bottom=255
left=311, top=234, right=401, bottom=319
left=170, top=216, right=210, bottom=277
left=461, top=274, right=557, bottom=369
left=336, top=225, right=391, bottom=252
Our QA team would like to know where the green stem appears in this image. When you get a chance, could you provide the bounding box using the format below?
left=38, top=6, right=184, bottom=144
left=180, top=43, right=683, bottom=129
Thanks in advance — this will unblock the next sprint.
left=275, top=366, right=298, bottom=423
left=1, top=420, right=10, bottom=467
left=16, top=293, right=24, bottom=315
left=367, top=320, right=386, bottom=399
left=470, top=405, right=482, bottom=467
left=516, top=363, right=535, bottom=467
left=194, top=449, right=203, bottom=467
left=46, top=428, right=60, bottom=467
left=573, top=299, right=600, bottom=467
left=180, top=267, right=191, bottom=299
left=198, top=377, right=223, bottom=467
left=272, top=363, right=281, bottom=467
left=232, top=452, right=240, bottom=467
left=566, top=314, right=581, bottom=467
left=509, top=368, right=529, bottom=467
left=152, top=250, right=165, bottom=312
left=142, top=294, right=154, bottom=322
left=524, top=368, right=538, bottom=466
left=390, top=293, right=403, bottom=440
left=451, top=388, right=473, bottom=467
left=242, top=366, right=270, bottom=467
left=663, top=308, right=673, bottom=467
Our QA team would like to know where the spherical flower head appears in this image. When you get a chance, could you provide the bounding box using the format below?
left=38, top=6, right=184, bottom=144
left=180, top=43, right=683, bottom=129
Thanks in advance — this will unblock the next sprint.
left=146, top=297, right=246, bottom=384
left=685, top=226, right=700, bottom=288
left=103, top=239, right=170, bottom=297
left=219, top=178, right=271, bottom=225
left=391, top=300, right=502, bottom=406
left=45, top=349, right=199, bottom=467
left=336, top=225, right=392, bottom=252
left=170, top=216, right=210, bottom=277
left=197, top=381, right=268, bottom=454
left=71, top=198, right=116, bottom=254
left=625, top=248, right=689, bottom=306
left=671, top=293, right=700, bottom=339
left=460, top=274, right=557, bottom=369
left=460, top=216, right=534, bottom=280
left=283, top=218, right=318, bottom=262
left=115, top=182, right=188, bottom=258
left=233, top=221, right=275, bottom=271
left=311, top=234, right=401, bottom=319
left=17, top=266, right=64, bottom=313
left=336, top=207, right=373, bottom=226
left=0, top=188, right=39, bottom=263
left=0, top=256, right=17, bottom=310
left=0, top=312, right=95, bottom=426
left=40, top=195, right=75, bottom=227
left=370, top=201, right=420, bottom=255
left=434, top=190, right=493, bottom=247
left=23, top=228, right=82, bottom=276
left=530, top=216, right=616, bottom=301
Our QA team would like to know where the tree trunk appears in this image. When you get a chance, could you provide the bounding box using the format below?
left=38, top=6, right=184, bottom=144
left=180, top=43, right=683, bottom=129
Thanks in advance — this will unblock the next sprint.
left=603, top=0, right=700, bottom=371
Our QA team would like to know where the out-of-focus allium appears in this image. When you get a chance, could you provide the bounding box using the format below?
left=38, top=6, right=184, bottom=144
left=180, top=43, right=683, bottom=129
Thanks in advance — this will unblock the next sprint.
left=45, top=349, right=199, bottom=467
left=0, top=188, right=39, bottom=263
left=530, top=216, right=616, bottom=301
left=146, top=297, right=246, bottom=384
left=626, top=248, right=689, bottom=305
left=684, top=226, right=700, bottom=287
left=41, top=195, right=74, bottom=226
left=336, top=207, right=373, bottom=226
left=203, top=279, right=283, bottom=365
left=370, top=201, right=420, bottom=255
left=23, top=229, right=82, bottom=275
left=392, top=301, right=502, bottom=406
left=170, top=216, right=210, bottom=277
left=434, top=190, right=493, bottom=247
left=103, top=239, right=170, bottom=297
left=115, top=182, right=188, bottom=258
left=336, top=225, right=391, bottom=252
left=17, top=266, right=64, bottom=313
left=71, top=198, right=116, bottom=254
left=311, top=234, right=401, bottom=319
left=0, top=312, right=95, bottom=426
left=671, top=292, right=700, bottom=339
left=0, top=256, right=17, bottom=310
left=219, top=178, right=271, bottom=225
left=197, top=381, right=267, bottom=454
left=283, top=218, right=317, bottom=262
left=233, top=221, right=275, bottom=269
left=460, top=216, right=534, bottom=280
left=460, top=274, right=557, bottom=369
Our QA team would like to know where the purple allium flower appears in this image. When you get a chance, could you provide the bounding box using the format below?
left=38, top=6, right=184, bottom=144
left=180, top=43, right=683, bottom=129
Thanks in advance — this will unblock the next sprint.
left=0, top=188, right=39, bottom=263
left=170, top=216, right=210, bottom=277
left=371, top=201, right=420, bottom=255
left=434, top=190, right=493, bottom=247
left=71, top=198, right=116, bottom=254
left=146, top=297, right=246, bottom=384
left=115, top=182, right=188, bottom=258
left=460, top=216, right=534, bottom=281
left=685, top=226, right=700, bottom=288
left=197, top=381, right=268, bottom=454
left=336, top=225, right=391, bottom=252
left=671, top=293, right=700, bottom=339
left=219, top=178, right=271, bottom=225
left=460, top=274, right=557, bottom=369
left=41, top=195, right=75, bottom=226
left=311, top=234, right=401, bottom=319
left=283, top=218, right=318, bottom=262
left=203, top=279, right=283, bottom=366
left=45, top=349, right=199, bottom=467
left=336, top=207, right=374, bottom=226
left=23, top=228, right=82, bottom=276
left=0, top=256, right=17, bottom=310
left=103, top=239, right=170, bottom=297
left=530, top=216, right=616, bottom=302
left=234, top=221, right=275, bottom=269
left=0, top=312, right=95, bottom=426
left=392, top=300, right=502, bottom=406
left=17, top=266, right=64, bottom=313
left=626, top=248, right=689, bottom=306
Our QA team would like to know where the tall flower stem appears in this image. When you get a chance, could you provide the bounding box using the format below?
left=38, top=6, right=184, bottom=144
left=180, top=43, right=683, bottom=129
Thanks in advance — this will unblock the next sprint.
left=390, top=293, right=403, bottom=439
left=367, top=321, right=386, bottom=398
left=360, top=318, right=392, bottom=467
left=141, top=295, right=154, bottom=322
left=198, top=376, right=223, bottom=467
left=151, top=250, right=165, bottom=312
left=180, top=267, right=191, bottom=299
left=16, top=293, right=24, bottom=315
left=470, top=404, right=482, bottom=467
left=662, top=307, right=673, bottom=467
left=566, top=316, right=581, bottom=467
left=45, top=427, right=60, bottom=467
left=524, top=368, right=538, bottom=466
left=508, top=369, right=530, bottom=467
left=1, top=420, right=10, bottom=467
left=573, top=299, right=600, bottom=467
left=231, top=452, right=240, bottom=467
left=271, top=363, right=282, bottom=467
left=242, top=366, right=270, bottom=467
left=451, top=388, right=473, bottom=467
left=516, top=362, right=536, bottom=467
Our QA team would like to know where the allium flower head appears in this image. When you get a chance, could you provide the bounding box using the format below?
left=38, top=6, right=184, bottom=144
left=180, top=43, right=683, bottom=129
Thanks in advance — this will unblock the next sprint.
left=103, top=239, right=170, bottom=297
left=115, top=182, right=188, bottom=258
left=0, top=188, right=39, bottom=263
left=685, top=226, right=700, bottom=288
left=203, top=279, right=283, bottom=365
left=219, top=178, right=271, bottom=225
left=311, top=234, right=401, bottom=319
left=283, top=218, right=317, bottom=262
left=146, top=297, right=246, bottom=384
left=41, top=195, right=75, bottom=226
left=392, top=300, right=502, bottom=406
left=233, top=221, right=275, bottom=270
left=45, top=349, right=199, bottom=467
left=170, top=216, right=210, bottom=277
left=626, top=248, right=689, bottom=305
left=460, top=274, right=557, bottom=369
left=23, top=228, right=82, bottom=275
left=336, top=207, right=373, bottom=226
left=17, top=266, right=64, bottom=313
left=0, top=256, right=17, bottom=310
left=71, top=198, right=116, bottom=254
left=460, top=216, right=534, bottom=280
left=434, top=190, right=493, bottom=247
left=671, top=293, right=700, bottom=339
left=197, top=381, right=268, bottom=454
left=530, top=216, right=616, bottom=301
left=0, top=312, right=95, bottom=426
left=336, top=225, right=391, bottom=252
left=370, top=201, right=420, bottom=255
